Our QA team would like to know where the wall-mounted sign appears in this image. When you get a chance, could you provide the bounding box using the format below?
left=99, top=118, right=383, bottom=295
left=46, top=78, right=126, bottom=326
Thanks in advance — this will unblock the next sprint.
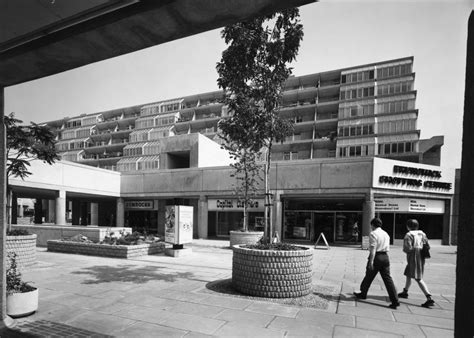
left=208, top=199, right=265, bottom=211
left=125, top=200, right=154, bottom=210
left=374, top=198, right=445, bottom=214
left=165, top=205, right=193, bottom=244
left=373, top=158, right=455, bottom=195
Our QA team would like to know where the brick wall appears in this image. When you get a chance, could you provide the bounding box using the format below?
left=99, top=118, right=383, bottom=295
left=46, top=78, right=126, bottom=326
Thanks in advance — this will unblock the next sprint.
left=5, top=235, right=37, bottom=273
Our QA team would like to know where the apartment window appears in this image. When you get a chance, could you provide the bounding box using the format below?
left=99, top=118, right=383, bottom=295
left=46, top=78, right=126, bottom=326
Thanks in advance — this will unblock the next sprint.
left=377, top=63, right=412, bottom=79
left=296, top=116, right=303, bottom=123
left=338, top=124, right=374, bottom=137
left=283, top=152, right=298, bottom=160
left=379, top=141, right=415, bottom=155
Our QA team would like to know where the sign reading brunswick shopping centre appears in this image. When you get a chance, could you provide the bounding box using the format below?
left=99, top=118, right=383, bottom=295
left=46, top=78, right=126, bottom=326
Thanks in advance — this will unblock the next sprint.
left=373, top=158, right=455, bottom=195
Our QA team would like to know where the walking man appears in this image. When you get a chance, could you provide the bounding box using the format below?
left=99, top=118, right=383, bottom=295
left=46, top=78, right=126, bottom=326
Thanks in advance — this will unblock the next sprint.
left=354, top=217, right=400, bottom=309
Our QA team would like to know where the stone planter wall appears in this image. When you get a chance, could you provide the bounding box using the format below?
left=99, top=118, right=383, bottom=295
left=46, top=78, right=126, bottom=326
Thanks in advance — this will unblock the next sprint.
left=229, top=231, right=264, bottom=247
left=232, top=245, right=313, bottom=298
left=6, top=235, right=37, bottom=273
left=47, top=240, right=165, bottom=258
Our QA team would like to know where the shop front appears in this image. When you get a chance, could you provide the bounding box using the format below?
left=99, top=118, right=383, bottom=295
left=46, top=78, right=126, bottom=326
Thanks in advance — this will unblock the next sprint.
left=375, top=198, right=446, bottom=243
left=282, top=199, right=363, bottom=244
left=372, top=158, right=455, bottom=244
left=124, top=200, right=158, bottom=234
left=207, top=198, right=265, bottom=237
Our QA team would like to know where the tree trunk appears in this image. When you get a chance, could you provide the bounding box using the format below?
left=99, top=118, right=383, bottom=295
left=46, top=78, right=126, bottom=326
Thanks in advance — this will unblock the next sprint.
left=455, top=10, right=474, bottom=337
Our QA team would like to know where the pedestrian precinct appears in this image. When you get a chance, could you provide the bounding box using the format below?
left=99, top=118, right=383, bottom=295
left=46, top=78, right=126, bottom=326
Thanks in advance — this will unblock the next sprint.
left=354, top=217, right=400, bottom=309
left=397, top=218, right=435, bottom=308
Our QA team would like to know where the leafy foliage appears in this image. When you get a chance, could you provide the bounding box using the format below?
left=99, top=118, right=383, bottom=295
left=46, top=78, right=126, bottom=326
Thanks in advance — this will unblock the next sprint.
left=7, top=229, right=30, bottom=236
left=6, top=252, right=36, bottom=295
left=217, top=8, right=304, bottom=236
left=101, top=231, right=161, bottom=246
left=5, top=113, right=59, bottom=180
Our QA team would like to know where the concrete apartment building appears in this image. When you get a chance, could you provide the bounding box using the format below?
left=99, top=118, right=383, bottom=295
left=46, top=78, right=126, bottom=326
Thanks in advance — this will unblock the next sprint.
left=11, top=57, right=456, bottom=245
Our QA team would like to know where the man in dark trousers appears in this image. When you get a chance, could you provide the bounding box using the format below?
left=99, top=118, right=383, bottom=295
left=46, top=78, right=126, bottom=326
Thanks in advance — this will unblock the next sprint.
left=354, top=217, right=400, bottom=309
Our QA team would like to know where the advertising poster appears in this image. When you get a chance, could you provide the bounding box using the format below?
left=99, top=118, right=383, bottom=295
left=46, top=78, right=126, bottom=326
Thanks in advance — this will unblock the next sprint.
left=165, top=205, right=176, bottom=244
left=178, top=206, right=193, bottom=244
left=165, top=205, right=193, bottom=244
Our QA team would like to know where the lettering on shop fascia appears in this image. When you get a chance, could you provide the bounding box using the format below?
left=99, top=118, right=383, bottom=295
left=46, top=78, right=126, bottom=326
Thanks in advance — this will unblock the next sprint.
left=125, top=200, right=154, bottom=209
left=378, top=165, right=452, bottom=191
left=216, top=199, right=259, bottom=209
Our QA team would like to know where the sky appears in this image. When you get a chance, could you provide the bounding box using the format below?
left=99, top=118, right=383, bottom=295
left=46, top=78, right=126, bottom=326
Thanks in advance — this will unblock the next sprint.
left=4, top=0, right=473, bottom=169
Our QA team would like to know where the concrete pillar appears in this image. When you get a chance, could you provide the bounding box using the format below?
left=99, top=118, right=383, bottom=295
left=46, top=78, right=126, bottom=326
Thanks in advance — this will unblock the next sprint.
left=198, top=195, right=208, bottom=239
left=55, top=190, right=66, bottom=225
left=17, top=198, right=24, bottom=218
left=48, top=200, right=55, bottom=223
left=362, top=194, right=375, bottom=237
left=116, top=198, right=125, bottom=227
left=90, top=203, right=99, bottom=226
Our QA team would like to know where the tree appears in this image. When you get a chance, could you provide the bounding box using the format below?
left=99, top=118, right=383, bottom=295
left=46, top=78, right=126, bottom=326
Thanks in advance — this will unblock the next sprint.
left=4, top=113, right=59, bottom=229
left=217, top=7, right=303, bottom=241
left=219, top=112, right=263, bottom=231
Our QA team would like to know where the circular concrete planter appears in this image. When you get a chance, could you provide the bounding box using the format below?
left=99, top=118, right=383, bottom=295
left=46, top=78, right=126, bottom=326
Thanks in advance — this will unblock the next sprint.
left=229, top=231, right=264, bottom=247
left=6, top=234, right=37, bottom=273
left=7, top=288, right=39, bottom=318
left=232, top=245, right=313, bottom=298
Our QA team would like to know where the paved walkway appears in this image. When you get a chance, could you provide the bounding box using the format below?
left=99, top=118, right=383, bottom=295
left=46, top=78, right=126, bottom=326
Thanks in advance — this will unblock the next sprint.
left=1, top=239, right=456, bottom=337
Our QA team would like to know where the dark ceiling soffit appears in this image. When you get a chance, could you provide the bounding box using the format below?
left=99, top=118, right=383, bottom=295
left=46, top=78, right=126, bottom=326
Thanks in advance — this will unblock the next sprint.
left=0, top=0, right=315, bottom=87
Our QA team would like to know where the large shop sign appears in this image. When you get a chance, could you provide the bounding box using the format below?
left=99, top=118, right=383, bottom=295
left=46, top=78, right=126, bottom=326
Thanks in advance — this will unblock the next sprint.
left=373, top=158, right=455, bottom=195
left=208, top=199, right=265, bottom=211
left=124, top=200, right=154, bottom=210
left=374, top=198, right=445, bottom=214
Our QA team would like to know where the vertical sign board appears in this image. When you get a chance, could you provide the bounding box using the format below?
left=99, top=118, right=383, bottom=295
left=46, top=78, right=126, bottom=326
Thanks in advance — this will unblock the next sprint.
left=165, top=205, right=193, bottom=245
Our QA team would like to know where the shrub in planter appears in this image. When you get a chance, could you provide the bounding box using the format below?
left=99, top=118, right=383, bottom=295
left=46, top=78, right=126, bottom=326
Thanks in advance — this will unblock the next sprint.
left=232, top=243, right=313, bottom=298
left=6, top=252, right=38, bottom=318
left=7, top=229, right=30, bottom=236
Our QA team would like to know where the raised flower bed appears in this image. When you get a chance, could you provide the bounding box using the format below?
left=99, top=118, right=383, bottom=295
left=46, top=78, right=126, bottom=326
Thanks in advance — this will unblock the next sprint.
left=47, top=240, right=165, bottom=259
left=232, top=243, right=313, bottom=298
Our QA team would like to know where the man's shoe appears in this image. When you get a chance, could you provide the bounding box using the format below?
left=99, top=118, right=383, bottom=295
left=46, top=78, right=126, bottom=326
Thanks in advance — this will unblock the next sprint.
left=421, top=299, right=435, bottom=308
left=353, top=292, right=366, bottom=300
left=398, top=290, right=408, bottom=299
left=388, top=302, right=400, bottom=309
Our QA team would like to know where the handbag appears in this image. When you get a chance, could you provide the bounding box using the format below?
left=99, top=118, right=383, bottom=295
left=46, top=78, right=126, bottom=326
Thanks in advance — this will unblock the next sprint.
left=421, top=241, right=431, bottom=259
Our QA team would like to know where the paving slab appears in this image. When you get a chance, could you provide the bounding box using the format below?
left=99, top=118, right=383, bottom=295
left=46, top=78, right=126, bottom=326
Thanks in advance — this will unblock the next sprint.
left=214, top=308, right=275, bottom=327
left=356, top=316, right=426, bottom=337
left=2, top=242, right=456, bottom=337
left=212, top=321, right=286, bottom=337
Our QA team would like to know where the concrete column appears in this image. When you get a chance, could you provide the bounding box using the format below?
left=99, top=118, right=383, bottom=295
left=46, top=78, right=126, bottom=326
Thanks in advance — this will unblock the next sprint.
left=90, top=202, right=99, bottom=226
left=198, top=195, right=208, bottom=239
left=116, top=198, right=125, bottom=227
left=55, top=190, right=66, bottom=225
left=17, top=199, right=24, bottom=218
left=362, top=194, right=375, bottom=237
left=48, top=200, right=55, bottom=223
